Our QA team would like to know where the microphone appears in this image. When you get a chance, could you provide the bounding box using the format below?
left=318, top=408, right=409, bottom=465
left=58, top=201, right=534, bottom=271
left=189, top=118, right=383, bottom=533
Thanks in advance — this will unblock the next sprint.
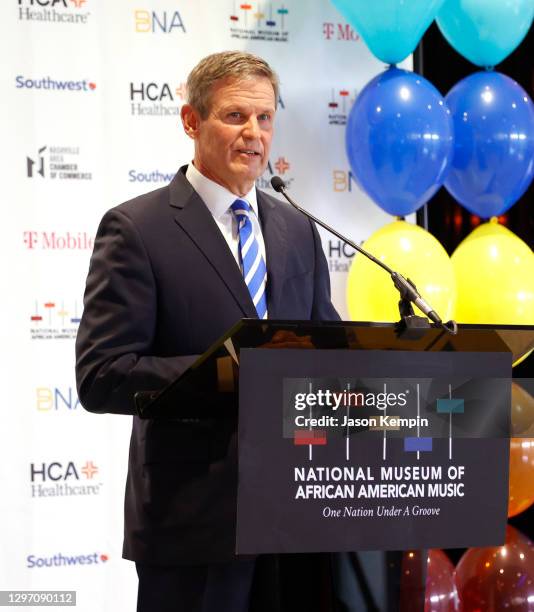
left=270, top=176, right=457, bottom=335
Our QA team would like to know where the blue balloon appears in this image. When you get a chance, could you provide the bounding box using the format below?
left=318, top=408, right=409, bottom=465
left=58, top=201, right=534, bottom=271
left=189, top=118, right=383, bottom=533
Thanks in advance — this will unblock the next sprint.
left=346, top=67, right=454, bottom=216
left=331, top=0, right=446, bottom=64
left=445, top=71, right=534, bottom=218
left=437, top=0, right=534, bottom=68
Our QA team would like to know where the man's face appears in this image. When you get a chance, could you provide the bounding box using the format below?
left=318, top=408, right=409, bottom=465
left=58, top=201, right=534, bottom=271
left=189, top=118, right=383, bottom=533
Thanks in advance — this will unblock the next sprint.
left=181, top=76, right=276, bottom=196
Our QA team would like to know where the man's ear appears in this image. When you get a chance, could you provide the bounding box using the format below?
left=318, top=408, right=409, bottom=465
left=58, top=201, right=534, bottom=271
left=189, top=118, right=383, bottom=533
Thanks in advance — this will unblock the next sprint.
left=180, top=104, right=201, bottom=140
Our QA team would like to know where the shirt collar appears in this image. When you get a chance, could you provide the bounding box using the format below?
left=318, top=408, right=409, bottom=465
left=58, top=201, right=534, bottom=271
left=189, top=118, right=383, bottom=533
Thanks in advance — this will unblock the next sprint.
left=185, top=162, right=259, bottom=220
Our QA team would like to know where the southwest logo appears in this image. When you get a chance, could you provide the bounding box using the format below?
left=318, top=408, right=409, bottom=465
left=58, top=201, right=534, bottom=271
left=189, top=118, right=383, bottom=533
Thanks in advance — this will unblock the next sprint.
left=27, top=552, right=108, bottom=568
left=128, top=170, right=176, bottom=183
left=15, top=75, right=96, bottom=91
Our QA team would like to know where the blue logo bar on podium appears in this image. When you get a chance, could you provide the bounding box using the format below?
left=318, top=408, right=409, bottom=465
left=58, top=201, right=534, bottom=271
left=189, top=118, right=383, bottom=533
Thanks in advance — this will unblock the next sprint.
left=404, top=437, right=433, bottom=452
left=436, top=399, right=465, bottom=413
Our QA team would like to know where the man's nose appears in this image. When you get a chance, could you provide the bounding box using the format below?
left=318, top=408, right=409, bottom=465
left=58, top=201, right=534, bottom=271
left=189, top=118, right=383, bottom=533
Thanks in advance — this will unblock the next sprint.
left=243, top=116, right=261, bottom=139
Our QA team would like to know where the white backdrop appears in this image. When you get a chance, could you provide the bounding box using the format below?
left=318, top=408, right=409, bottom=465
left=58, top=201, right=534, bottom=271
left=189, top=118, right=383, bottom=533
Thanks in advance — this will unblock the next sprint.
left=1, top=1, right=411, bottom=609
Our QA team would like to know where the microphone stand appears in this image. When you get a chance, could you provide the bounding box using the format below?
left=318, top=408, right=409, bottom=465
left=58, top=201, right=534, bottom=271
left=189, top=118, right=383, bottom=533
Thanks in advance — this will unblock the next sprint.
left=270, top=178, right=457, bottom=338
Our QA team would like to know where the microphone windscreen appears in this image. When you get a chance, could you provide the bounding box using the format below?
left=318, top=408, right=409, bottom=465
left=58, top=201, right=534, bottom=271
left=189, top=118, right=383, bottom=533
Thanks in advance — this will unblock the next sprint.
left=270, top=176, right=286, bottom=192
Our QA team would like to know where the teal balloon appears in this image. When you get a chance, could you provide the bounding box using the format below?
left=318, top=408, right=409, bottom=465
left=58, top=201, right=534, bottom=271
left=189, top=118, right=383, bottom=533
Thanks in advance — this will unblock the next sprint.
left=437, top=0, right=534, bottom=68
left=331, top=0, right=447, bottom=64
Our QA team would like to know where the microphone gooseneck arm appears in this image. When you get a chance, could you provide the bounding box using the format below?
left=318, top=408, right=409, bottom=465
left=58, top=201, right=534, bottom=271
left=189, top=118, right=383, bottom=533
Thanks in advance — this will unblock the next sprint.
left=270, top=176, right=457, bottom=336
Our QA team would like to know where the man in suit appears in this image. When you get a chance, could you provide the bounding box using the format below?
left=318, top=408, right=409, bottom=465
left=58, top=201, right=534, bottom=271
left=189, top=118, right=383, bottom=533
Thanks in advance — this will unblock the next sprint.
left=76, top=51, right=339, bottom=612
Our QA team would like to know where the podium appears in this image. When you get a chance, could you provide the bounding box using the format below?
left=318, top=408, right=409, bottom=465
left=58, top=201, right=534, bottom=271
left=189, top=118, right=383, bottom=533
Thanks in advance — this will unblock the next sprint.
left=135, top=320, right=534, bottom=611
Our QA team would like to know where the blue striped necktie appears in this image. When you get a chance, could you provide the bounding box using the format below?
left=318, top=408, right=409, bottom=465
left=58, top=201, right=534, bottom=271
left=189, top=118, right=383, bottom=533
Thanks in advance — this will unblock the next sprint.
left=230, top=199, right=268, bottom=319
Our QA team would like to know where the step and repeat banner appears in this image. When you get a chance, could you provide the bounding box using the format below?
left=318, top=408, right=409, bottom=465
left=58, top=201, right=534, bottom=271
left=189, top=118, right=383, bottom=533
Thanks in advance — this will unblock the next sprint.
left=1, top=1, right=411, bottom=609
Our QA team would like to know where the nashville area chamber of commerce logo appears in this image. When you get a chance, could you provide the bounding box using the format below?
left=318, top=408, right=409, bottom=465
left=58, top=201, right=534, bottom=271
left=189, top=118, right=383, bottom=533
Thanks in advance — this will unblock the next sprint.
left=29, top=300, right=81, bottom=340
left=26, top=145, right=92, bottom=181
left=129, top=81, right=186, bottom=116
left=27, top=551, right=108, bottom=569
left=229, top=1, right=289, bottom=42
left=17, top=0, right=91, bottom=24
left=30, top=460, right=102, bottom=498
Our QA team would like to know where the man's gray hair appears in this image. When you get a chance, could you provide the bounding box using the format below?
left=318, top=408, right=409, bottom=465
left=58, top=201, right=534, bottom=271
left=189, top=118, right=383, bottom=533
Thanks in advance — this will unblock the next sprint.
left=186, top=50, right=279, bottom=118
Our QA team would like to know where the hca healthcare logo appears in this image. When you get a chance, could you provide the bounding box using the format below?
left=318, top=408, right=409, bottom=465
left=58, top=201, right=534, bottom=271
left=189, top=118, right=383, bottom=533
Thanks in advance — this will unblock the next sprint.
left=26, top=145, right=92, bottom=181
left=129, top=81, right=185, bottom=116
left=129, top=82, right=286, bottom=118
left=257, top=155, right=294, bottom=190
left=326, top=239, right=355, bottom=274
left=133, top=9, right=186, bottom=34
left=36, top=386, right=80, bottom=412
left=229, top=1, right=289, bottom=43
left=27, top=551, right=108, bottom=569
left=16, top=75, right=96, bottom=93
left=30, top=460, right=103, bottom=498
left=29, top=299, right=81, bottom=341
left=17, top=0, right=91, bottom=25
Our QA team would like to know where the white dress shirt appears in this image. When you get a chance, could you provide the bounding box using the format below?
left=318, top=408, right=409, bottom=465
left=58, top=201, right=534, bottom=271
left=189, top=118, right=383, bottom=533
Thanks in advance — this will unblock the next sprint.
left=185, top=163, right=268, bottom=315
left=185, top=163, right=267, bottom=270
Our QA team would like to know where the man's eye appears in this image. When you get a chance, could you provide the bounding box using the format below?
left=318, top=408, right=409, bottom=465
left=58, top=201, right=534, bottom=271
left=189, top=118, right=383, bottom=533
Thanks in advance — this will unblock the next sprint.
left=228, top=112, right=242, bottom=119
left=259, top=113, right=271, bottom=121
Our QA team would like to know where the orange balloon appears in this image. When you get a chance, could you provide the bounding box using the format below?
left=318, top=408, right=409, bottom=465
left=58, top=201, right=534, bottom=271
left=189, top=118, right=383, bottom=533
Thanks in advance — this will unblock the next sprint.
left=508, top=437, right=534, bottom=517
left=455, top=525, right=534, bottom=611
left=511, top=382, right=534, bottom=437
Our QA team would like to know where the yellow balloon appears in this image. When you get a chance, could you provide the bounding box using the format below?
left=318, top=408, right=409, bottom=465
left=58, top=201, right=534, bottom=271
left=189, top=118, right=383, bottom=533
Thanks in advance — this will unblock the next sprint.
left=451, top=219, right=534, bottom=325
left=514, top=350, right=533, bottom=368
left=346, top=220, right=456, bottom=322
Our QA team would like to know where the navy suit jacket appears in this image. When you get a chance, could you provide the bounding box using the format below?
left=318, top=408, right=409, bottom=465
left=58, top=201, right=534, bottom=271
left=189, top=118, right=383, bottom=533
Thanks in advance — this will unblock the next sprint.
left=75, top=166, right=339, bottom=565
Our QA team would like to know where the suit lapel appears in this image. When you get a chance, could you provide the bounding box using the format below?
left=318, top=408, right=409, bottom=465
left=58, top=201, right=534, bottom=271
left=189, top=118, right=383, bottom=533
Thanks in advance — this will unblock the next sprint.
left=258, top=191, right=288, bottom=318
left=168, top=169, right=258, bottom=319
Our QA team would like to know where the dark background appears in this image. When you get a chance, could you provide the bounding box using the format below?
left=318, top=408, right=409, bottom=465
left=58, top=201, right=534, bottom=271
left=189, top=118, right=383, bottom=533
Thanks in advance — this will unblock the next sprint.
left=415, top=20, right=534, bottom=563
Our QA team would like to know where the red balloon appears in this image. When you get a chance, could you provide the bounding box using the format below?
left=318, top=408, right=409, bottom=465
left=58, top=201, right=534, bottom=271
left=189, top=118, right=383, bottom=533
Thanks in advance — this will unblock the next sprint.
left=455, top=525, right=534, bottom=611
left=400, top=549, right=457, bottom=611
left=425, top=549, right=458, bottom=611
